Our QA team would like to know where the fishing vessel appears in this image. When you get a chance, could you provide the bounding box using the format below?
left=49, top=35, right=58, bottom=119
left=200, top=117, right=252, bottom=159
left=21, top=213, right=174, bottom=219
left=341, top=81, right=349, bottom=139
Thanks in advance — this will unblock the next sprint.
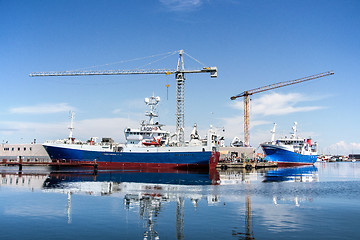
left=260, top=122, right=318, bottom=166
left=43, top=95, right=220, bottom=170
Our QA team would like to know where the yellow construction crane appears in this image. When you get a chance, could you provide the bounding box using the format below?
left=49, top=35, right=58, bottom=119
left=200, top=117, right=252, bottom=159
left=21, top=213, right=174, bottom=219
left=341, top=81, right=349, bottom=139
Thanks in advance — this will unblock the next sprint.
left=230, top=71, right=334, bottom=147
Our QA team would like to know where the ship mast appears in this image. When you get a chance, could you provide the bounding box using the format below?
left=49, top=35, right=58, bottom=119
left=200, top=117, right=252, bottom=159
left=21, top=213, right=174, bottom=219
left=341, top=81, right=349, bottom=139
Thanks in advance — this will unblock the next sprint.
left=144, top=96, right=160, bottom=125
left=291, top=122, right=298, bottom=139
left=68, top=111, right=75, bottom=141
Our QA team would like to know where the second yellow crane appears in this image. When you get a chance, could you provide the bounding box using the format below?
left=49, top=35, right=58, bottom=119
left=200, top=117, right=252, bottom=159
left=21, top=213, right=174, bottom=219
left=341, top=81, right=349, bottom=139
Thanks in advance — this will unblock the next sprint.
left=230, top=71, right=334, bottom=147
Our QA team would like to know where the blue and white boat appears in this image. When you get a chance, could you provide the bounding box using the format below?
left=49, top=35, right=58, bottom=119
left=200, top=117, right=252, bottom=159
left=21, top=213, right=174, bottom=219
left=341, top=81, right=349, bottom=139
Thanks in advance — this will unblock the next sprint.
left=43, top=95, right=220, bottom=170
left=260, top=122, right=318, bottom=166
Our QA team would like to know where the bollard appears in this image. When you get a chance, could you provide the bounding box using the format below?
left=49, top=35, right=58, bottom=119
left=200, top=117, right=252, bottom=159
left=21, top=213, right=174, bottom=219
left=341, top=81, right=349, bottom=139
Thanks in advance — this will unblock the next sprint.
left=19, top=156, right=23, bottom=171
left=93, top=159, right=98, bottom=175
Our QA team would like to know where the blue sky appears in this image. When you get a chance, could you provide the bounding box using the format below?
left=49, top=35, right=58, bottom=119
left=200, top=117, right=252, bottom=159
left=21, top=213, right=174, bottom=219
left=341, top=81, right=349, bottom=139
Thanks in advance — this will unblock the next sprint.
left=1, top=0, right=359, bottom=155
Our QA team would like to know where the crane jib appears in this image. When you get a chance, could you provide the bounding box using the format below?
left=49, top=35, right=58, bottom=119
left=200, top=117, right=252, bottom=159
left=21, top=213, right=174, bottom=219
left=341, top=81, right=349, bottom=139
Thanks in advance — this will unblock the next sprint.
left=230, top=71, right=334, bottom=100
left=29, top=67, right=217, bottom=77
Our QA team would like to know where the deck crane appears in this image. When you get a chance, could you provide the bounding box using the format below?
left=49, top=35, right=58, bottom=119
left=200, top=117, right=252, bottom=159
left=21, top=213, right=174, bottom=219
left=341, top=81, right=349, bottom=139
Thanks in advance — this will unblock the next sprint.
left=30, top=50, right=217, bottom=144
left=230, top=71, right=334, bottom=147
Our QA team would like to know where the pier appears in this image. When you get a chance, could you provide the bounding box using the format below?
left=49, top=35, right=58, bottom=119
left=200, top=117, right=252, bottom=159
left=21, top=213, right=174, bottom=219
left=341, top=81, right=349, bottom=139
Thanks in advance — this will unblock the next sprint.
left=0, top=158, right=99, bottom=174
left=216, top=161, right=278, bottom=170
left=218, top=146, right=277, bottom=170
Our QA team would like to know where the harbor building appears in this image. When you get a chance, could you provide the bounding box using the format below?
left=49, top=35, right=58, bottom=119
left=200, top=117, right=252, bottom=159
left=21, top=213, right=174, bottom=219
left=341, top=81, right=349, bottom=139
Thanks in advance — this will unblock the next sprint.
left=0, top=143, right=50, bottom=163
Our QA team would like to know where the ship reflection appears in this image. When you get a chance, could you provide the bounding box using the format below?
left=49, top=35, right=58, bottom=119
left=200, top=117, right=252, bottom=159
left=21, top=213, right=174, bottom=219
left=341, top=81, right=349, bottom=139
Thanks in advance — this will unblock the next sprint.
left=263, top=165, right=318, bottom=182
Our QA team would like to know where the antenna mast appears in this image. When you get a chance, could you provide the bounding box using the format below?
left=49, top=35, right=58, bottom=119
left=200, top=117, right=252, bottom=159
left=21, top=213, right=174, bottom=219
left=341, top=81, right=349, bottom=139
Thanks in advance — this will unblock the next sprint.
left=68, top=111, right=75, bottom=140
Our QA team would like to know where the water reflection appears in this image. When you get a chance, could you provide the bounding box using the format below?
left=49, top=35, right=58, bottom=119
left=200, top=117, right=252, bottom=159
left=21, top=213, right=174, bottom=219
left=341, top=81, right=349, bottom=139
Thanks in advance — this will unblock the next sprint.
left=0, top=169, right=220, bottom=240
left=1, top=164, right=357, bottom=240
left=263, top=165, right=318, bottom=182
left=0, top=167, right=311, bottom=240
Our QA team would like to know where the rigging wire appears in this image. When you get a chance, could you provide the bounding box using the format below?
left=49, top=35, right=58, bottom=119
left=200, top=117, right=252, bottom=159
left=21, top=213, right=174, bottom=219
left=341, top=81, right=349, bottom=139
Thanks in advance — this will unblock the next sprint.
left=135, top=51, right=179, bottom=69
left=183, top=51, right=208, bottom=68
left=72, top=50, right=179, bottom=71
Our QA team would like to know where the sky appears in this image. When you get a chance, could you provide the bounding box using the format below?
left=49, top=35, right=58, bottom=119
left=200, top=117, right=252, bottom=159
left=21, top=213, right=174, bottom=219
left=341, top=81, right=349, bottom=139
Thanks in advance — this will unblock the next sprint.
left=1, top=0, right=360, bottom=155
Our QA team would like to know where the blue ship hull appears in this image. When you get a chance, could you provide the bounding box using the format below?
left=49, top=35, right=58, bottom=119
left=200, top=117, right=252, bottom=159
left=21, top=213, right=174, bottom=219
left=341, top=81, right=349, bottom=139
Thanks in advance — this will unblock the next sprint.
left=43, top=145, right=219, bottom=169
left=261, top=144, right=317, bottom=166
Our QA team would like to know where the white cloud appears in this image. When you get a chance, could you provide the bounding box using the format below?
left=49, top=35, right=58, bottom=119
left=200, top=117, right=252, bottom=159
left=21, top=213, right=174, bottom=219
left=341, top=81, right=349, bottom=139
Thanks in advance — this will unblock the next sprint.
left=112, top=108, right=122, bottom=114
left=0, top=117, right=139, bottom=143
left=9, top=103, right=75, bottom=114
left=220, top=113, right=271, bottom=144
left=159, top=0, right=203, bottom=11
left=329, top=141, right=360, bottom=155
left=74, top=118, right=139, bottom=142
left=230, top=92, right=324, bottom=116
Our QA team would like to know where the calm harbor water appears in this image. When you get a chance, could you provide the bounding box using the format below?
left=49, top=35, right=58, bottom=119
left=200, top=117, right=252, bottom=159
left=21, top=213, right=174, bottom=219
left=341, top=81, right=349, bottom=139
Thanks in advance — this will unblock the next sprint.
left=0, top=162, right=359, bottom=240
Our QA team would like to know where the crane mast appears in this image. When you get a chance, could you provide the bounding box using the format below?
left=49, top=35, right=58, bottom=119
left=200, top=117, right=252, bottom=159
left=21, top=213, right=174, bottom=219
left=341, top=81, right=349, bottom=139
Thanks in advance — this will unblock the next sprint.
left=30, top=50, right=217, bottom=144
left=230, top=71, right=334, bottom=147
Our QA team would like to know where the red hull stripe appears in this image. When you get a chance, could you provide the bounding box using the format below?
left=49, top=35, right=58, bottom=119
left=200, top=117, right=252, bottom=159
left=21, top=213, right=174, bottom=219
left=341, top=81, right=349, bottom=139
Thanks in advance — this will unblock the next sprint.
left=51, top=152, right=220, bottom=170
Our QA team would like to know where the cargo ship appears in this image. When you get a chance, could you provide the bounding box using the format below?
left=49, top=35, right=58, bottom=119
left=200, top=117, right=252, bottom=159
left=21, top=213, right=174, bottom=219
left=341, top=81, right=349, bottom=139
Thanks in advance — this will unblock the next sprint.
left=43, top=95, right=220, bottom=170
left=260, top=122, right=318, bottom=166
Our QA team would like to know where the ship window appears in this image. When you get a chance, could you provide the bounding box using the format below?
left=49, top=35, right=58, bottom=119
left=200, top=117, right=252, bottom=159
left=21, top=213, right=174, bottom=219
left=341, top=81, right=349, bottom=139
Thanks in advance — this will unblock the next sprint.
left=24, top=147, right=26, bottom=151
left=30, top=147, right=32, bottom=151
left=11, top=148, right=14, bottom=151
left=18, top=148, right=20, bottom=151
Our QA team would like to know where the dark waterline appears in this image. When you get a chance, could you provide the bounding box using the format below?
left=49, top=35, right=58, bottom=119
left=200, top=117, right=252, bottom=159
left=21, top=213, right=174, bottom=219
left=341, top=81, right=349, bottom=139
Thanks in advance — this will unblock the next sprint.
left=0, top=162, right=359, bottom=239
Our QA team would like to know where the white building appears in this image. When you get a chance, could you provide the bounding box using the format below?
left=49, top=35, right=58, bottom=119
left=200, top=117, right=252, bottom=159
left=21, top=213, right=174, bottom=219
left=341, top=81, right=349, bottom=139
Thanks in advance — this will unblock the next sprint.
left=0, top=143, right=50, bottom=162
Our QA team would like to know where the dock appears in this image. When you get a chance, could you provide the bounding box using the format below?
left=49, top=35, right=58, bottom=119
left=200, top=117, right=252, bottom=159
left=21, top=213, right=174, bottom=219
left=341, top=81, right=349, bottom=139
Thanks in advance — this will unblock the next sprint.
left=216, top=161, right=278, bottom=170
left=1, top=158, right=99, bottom=174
